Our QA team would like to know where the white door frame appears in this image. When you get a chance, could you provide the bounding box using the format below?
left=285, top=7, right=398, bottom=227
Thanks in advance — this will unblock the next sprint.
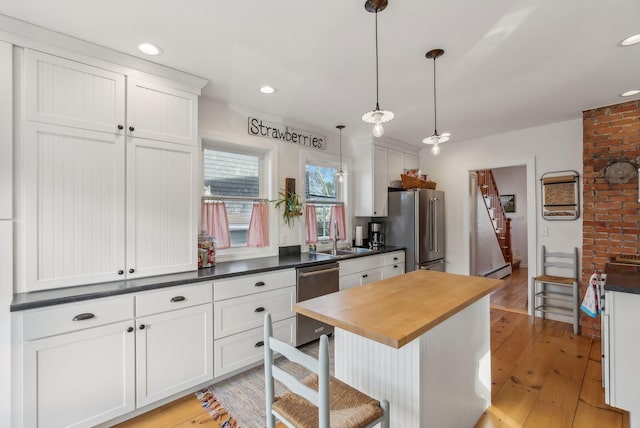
left=465, top=157, right=537, bottom=316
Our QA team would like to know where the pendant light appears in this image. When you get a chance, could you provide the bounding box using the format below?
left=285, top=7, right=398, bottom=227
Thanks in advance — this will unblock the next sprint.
left=422, top=49, right=450, bottom=155
left=336, top=125, right=346, bottom=183
left=361, top=0, right=394, bottom=138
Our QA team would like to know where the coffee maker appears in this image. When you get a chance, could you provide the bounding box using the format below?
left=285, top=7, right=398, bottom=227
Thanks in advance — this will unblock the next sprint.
left=368, top=222, right=384, bottom=249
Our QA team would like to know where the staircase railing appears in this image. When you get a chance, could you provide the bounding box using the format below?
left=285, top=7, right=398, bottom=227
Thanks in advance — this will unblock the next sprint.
left=477, top=170, right=512, bottom=264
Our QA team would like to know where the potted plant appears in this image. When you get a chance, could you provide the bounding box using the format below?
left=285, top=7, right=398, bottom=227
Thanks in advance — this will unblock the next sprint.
left=273, top=188, right=303, bottom=227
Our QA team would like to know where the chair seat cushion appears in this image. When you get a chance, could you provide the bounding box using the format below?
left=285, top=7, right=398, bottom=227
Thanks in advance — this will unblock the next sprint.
left=534, top=274, right=576, bottom=285
left=272, top=374, right=383, bottom=428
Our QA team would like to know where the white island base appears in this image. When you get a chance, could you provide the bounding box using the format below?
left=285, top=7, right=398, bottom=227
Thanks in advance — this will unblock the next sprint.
left=334, top=296, right=492, bottom=428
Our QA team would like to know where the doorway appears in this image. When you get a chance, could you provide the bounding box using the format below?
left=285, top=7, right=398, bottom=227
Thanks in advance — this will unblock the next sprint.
left=468, top=161, right=535, bottom=315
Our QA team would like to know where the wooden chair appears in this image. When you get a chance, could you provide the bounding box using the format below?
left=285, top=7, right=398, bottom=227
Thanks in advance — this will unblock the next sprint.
left=263, top=313, right=390, bottom=428
left=530, top=245, right=579, bottom=334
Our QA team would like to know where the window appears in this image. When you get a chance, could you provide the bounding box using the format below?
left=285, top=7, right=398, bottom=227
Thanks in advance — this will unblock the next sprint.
left=203, top=147, right=260, bottom=247
left=305, top=164, right=338, bottom=240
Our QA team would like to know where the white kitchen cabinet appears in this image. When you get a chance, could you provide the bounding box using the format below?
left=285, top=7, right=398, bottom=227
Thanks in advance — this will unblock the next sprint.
left=19, top=283, right=214, bottom=427
left=387, top=150, right=419, bottom=186
left=125, top=139, right=198, bottom=279
left=24, top=50, right=126, bottom=134
left=355, top=145, right=388, bottom=217
left=355, top=144, right=419, bottom=217
left=339, top=251, right=405, bottom=290
left=22, top=49, right=199, bottom=290
left=603, top=290, right=640, bottom=423
left=213, top=269, right=297, bottom=377
left=135, top=303, right=213, bottom=407
left=214, top=317, right=295, bottom=377
left=24, top=123, right=126, bottom=290
left=127, top=78, right=198, bottom=146
left=1, top=41, right=13, bottom=220
left=22, top=297, right=136, bottom=428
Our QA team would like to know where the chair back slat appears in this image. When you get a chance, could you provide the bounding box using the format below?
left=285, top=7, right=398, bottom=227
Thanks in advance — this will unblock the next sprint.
left=271, top=365, right=320, bottom=405
left=269, top=336, right=320, bottom=373
left=540, top=245, right=578, bottom=279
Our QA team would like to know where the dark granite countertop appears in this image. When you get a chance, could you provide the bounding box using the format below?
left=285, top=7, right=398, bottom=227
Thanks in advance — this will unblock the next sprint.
left=604, top=263, right=640, bottom=294
left=11, top=246, right=405, bottom=312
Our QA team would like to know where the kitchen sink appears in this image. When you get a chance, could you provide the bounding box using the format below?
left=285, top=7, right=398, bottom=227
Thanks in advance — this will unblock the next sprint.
left=319, top=247, right=373, bottom=258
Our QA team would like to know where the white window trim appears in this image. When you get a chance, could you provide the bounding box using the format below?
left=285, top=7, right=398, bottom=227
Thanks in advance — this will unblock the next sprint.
left=300, top=150, right=351, bottom=249
left=200, top=131, right=279, bottom=261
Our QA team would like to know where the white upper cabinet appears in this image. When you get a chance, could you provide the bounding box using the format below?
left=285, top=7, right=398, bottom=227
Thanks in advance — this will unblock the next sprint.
left=355, top=144, right=419, bottom=218
left=25, top=50, right=125, bottom=134
left=127, top=78, right=198, bottom=146
left=126, top=139, right=197, bottom=279
left=22, top=49, right=199, bottom=291
left=24, top=123, right=126, bottom=289
left=354, top=144, right=388, bottom=217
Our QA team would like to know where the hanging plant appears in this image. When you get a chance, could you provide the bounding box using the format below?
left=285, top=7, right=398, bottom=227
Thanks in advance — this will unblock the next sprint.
left=272, top=188, right=303, bottom=227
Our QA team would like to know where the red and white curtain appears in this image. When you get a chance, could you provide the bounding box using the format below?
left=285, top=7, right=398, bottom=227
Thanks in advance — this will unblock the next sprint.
left=201, top=201, right=231, bottom=249
left=329, top=205, right=346, bottom=241
left=246, top=202, right=270, bottom=248
left=305, top=204, right=318, bottom=244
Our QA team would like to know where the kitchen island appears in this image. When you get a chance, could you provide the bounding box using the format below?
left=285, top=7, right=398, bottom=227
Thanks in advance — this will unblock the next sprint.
left=294, top=269, right=503, bottom=428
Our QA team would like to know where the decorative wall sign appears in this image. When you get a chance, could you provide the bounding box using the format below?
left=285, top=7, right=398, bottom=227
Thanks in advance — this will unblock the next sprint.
left=541, top=170, right=580, bottom=221
left=248, top=117, right=326, bottom=151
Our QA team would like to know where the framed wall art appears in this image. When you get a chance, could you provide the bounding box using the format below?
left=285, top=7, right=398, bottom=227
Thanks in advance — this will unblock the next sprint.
left=541, top=170, right=580, bottom=220
left=500, top=194, right=516, bottom=213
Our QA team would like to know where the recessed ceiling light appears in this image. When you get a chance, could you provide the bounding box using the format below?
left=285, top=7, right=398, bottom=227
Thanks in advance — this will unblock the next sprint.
left=621, top=89, right=640, bottom=97
left=138, top=43, right=162, bottom=56
left=619, top=34, right=640, bottom=47
left=259, top=86, right=275, bottom=94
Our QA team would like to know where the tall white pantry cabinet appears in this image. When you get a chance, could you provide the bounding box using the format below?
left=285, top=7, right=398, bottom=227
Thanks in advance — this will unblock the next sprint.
left=21, top=50, right=200, bottom=291
left=6, top=37, right=207, bottom=428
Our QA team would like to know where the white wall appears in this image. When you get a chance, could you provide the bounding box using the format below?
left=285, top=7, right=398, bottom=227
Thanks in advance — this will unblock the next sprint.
left=492, top=165, right=528, bottom=267
left=420, top=119, right=583, bottom=278
left=198, top=98, right=348, bottom=250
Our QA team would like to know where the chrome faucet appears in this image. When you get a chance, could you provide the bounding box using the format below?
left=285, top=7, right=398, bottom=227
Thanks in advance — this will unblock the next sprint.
left=332, top=220, right=339, bottom=255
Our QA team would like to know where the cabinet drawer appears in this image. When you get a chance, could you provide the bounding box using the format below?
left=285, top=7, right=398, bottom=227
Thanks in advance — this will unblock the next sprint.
left=381, top=263, right=405, bottom=280
left=214, top=269, right=296, bottom=301
left=214, top=317, right=295, bottom=378
left=136, top=282, right=212, bottom=317
left=214, top=286, right=295, bottom=339
left=23, top=296, right=134, bottom=341
left=339, top=255, right=383, bottom=277
left=383, top=251, right=405, bottom=266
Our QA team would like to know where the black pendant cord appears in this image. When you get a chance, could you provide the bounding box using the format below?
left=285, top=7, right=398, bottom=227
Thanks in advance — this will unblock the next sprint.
left=432, top=56, right=438, bottom=135
left=375, top=10, right=380, bottom=111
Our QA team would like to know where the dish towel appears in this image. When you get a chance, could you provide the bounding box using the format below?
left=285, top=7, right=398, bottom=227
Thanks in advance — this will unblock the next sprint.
left=580, top=272, right=600, bottom=318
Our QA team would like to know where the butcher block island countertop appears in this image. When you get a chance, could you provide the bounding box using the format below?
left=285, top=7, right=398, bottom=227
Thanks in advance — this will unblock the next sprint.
left=294, top=269, right=503, bottom=348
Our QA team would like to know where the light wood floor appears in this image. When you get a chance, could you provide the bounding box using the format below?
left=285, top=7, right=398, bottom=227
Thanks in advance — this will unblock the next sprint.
left=117, top=300, right=629, bottom=428
left=490, top=266, right=529, bottom=314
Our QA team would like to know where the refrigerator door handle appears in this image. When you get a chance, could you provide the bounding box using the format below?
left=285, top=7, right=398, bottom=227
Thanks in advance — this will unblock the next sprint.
left=433, top=198, right=439, bottom=253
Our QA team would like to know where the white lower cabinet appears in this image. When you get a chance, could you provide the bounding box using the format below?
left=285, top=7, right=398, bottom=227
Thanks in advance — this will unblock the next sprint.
left=23, top=317, right=135, bottom=428
left=339, top=251, right=405, bottom=290
left=214, top=317, right=295, bottom=377
left=603, top=290, right=640, bottom=423
left=213, top=269, right=297, bottom=377
left=20, top=283, right=214, bottom=427
left=135, top=303, right=213, bottom=407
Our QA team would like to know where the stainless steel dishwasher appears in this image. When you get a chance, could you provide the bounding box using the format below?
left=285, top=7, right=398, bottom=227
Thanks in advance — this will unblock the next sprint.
left=296, top=262, right=340, bottom=346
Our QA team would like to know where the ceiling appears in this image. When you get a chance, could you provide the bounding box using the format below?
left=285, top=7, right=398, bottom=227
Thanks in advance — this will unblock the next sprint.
left=1, top=0, right=639, bottom=147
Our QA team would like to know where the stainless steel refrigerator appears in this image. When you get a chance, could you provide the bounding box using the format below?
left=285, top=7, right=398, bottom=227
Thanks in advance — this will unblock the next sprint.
left=383, top=189, right=445, bottom=272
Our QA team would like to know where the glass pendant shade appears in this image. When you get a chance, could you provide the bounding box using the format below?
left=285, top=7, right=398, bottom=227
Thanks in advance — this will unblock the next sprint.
left=423, top=49, right=450, bottom=154
left=362, top=3, right=393, bottom=137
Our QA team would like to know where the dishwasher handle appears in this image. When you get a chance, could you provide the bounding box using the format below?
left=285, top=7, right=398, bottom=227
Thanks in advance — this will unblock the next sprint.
left=298, top=267, right=340, bottom=278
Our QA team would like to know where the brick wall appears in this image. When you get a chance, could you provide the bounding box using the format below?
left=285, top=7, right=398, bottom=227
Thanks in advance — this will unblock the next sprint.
left=582, top=100, right=640, bottom=338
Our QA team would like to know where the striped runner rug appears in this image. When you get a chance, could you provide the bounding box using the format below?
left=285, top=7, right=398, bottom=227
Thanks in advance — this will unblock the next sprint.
left=196, top=337, right=334, bottom=428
